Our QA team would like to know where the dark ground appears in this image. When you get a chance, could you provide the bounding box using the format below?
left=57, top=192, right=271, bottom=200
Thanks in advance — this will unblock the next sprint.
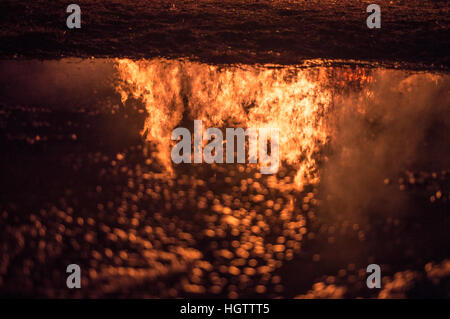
left=0, top=0, right=449, bottom=69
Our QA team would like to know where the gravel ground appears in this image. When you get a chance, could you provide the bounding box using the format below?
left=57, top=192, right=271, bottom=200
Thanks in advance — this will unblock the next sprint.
left=0, top=0, right=449, bottom=68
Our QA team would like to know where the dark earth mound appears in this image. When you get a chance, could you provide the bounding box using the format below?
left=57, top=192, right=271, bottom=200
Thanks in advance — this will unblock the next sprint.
left=0, top=0, right=449, bottom=69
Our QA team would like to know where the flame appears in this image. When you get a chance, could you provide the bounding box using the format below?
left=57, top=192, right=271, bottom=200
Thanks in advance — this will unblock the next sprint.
left=115, top=58, right=372, bottom=190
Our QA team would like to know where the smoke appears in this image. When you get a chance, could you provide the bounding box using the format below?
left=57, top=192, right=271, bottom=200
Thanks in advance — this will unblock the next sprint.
left=320, top=69, right=450, bottom=221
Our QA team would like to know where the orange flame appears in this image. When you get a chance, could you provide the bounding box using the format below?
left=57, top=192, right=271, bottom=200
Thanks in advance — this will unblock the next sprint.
left=115, top=58, right=372, bottom=190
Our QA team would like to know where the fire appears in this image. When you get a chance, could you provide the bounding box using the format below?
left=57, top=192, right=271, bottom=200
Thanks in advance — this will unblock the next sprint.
left=115, top=58, right=371, bottom=190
